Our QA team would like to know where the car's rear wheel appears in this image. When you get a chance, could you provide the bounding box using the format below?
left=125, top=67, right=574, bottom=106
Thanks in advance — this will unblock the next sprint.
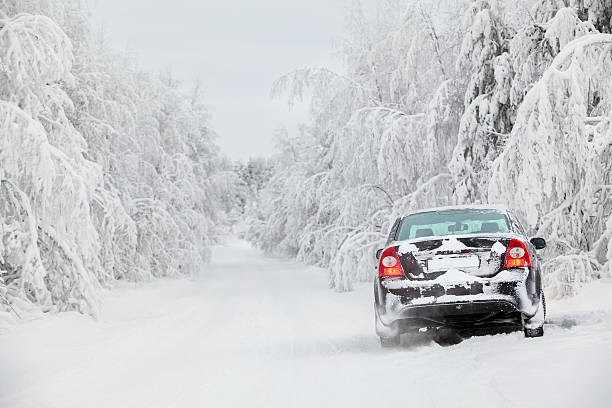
left=432, top=328, right=464, bottom=346
left=524, top=326, right=544, bottom=337
left=379, top=335, right=400, bottom=348
left=524, top=292, right=546, bottom=338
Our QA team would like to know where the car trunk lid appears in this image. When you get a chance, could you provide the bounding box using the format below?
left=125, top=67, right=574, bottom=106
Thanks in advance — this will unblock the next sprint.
left=395, top=236, right=510, bottom=280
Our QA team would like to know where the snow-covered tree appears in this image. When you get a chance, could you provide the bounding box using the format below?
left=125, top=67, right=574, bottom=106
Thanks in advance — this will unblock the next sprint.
left=509, top=6, right=596, bottom=133
left=489, top=33, right=612, bottom=298
left=248, top=0, right=612, bottom=299
left=248, top=0, right=466, bottom=290
left=0, top=12, right=104, bottom=316
left=0, top=1, right=233, bottom=324
left=449, top=0, right=516, bottom=203
left=533, top=0, right=612, bottom=33
left=235, top=157, right=274, bottom=213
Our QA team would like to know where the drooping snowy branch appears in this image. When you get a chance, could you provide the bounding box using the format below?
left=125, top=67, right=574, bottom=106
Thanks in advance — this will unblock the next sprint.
left=247, top=0, right=612, bottom=298
left=0, top=2, right=234, bottom=324
left=489, top=33, right=612, bottom=297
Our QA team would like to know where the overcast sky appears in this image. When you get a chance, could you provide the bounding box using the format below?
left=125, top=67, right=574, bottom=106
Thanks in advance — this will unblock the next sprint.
left=89, top=0, right=377, bottom=161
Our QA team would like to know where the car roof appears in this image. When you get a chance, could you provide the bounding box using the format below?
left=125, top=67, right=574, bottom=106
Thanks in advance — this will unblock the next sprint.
left=403, top=204, right=510, bottom=217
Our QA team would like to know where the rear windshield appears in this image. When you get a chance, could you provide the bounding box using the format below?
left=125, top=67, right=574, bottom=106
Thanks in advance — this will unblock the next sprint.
left=396, top=209, right=510, bottom=240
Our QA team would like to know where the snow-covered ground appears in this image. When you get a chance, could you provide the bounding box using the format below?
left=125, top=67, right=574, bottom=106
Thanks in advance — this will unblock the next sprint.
left=1, top=240, right=611, bottom=408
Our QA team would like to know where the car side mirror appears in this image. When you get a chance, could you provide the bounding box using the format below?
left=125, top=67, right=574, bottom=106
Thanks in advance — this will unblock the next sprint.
left=375, top=248, right=383, bottom=259
left=530, top=237, right=546, bottom=250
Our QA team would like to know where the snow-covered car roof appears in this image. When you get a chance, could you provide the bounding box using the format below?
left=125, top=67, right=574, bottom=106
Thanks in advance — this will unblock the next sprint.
left=403, top=204, right=510, bottom=217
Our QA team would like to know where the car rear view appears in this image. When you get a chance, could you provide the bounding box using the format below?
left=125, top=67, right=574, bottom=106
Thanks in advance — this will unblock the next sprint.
left=374, top=206, right=546, bottom=347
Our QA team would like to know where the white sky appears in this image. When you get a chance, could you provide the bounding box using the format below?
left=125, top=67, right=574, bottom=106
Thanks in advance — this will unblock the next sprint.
left=89, top=0, right=377, bottom=161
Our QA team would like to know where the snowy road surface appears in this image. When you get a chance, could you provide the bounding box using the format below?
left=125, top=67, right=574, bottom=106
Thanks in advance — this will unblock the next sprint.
left=1, top=240, right=612, bottom=408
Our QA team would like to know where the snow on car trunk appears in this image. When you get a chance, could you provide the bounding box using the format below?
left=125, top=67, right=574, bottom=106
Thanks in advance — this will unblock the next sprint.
left=396, top=236, right=509, bottom=280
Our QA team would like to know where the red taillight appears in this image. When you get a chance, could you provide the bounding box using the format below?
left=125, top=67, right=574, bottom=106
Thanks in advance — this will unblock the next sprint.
left=504, top=239, right=532, bottom=268
left=378, top=247, right=404, bottom=278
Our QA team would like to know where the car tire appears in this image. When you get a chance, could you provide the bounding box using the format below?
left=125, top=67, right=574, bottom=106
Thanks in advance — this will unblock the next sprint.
left=432, top=328, right=464, bottom=346
left=542, top=291, right=547, bottom=316
left=524, top=326, right=544, bottom=337
left=380, top=335, right=400, bottom=348
left=524, top=292, right=546, bottom=338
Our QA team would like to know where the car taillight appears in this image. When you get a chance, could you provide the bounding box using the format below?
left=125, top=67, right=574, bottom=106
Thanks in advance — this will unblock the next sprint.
left=378, top=247, right=404, bottom=278
left=504, top=239, right=532, bottom=268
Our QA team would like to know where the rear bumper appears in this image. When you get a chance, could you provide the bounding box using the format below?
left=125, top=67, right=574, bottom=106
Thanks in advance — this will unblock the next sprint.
left=375, top=268, right=540, bottom=336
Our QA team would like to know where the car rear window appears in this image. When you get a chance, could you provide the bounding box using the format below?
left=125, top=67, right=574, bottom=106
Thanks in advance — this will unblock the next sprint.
left=396, top=209, right=510, bottom=240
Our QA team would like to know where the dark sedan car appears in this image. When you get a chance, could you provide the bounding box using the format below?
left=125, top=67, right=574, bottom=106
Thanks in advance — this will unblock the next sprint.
left=374, top=206, right=546, bottom=347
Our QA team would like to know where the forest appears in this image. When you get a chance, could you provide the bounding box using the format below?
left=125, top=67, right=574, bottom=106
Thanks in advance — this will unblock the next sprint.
left=243, top=0, right=612, bottom=298
left=0, top=0, right=238, bottom=324
left=1, top=0, right=611, bottom=327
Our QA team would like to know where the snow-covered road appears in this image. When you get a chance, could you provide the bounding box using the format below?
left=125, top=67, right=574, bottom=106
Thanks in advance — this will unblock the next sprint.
left=1, top=240, right=612, bottom=408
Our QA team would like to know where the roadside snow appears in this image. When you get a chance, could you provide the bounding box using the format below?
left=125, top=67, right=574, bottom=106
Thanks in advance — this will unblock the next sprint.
left=1, top=240, right=611, bottom=408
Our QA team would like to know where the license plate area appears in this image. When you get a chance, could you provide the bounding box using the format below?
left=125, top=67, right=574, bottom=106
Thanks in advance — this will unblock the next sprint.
left=426, top=255, right=480, bottom=272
